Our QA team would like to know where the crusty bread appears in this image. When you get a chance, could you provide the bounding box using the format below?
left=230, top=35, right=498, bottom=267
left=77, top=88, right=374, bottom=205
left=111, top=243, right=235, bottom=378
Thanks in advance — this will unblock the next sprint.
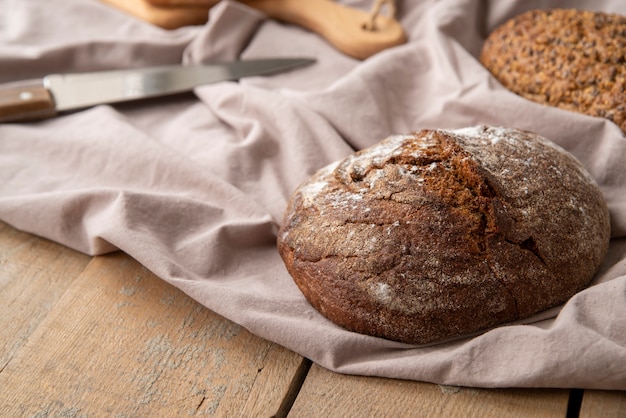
left=480, top=9, right=626, bottom=133
left=277, top=126, right=610, bottom=344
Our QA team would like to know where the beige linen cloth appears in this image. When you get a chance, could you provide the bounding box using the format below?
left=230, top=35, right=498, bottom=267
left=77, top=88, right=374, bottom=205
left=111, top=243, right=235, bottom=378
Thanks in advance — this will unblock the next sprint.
left=1, top=0, right=625, bottom=389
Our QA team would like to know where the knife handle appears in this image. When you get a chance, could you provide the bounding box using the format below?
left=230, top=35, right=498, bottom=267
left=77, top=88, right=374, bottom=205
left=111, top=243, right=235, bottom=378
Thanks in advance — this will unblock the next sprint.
left=0, top=83, right=57, bottom=123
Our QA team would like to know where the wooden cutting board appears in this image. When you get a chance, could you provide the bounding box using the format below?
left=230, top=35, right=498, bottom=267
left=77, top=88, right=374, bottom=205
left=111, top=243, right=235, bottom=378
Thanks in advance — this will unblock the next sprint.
left=98, top=0, right=407, bottom=59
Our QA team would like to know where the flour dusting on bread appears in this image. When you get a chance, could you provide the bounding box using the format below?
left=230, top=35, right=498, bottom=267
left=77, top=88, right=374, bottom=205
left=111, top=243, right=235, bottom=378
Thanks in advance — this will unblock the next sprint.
left=277, top=126, right=610, bottom=344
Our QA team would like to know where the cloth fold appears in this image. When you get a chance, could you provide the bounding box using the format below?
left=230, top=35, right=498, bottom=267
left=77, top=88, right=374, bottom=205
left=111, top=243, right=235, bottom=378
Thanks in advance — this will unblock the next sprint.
left=1, top=0, right=625, bottom=389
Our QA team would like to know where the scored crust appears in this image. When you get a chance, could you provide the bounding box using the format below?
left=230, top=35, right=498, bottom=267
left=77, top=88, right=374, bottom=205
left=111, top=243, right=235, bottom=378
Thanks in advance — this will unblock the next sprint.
left=480, top=9, right=626, bottom=133
left=277, top=126, right=610, bottom=345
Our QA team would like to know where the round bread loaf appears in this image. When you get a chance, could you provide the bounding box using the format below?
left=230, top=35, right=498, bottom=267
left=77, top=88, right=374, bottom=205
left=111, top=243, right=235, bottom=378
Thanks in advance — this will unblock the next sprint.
left=480, top=9, right=626, bottom=133
left=277, top=126, right=610, bottom=345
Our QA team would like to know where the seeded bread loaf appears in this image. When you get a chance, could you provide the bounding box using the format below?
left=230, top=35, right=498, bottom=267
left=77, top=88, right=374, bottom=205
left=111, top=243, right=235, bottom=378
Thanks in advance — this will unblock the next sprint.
left=277, top=126, right=610, bottom=345
left=480, top=9, right=626, bottom=133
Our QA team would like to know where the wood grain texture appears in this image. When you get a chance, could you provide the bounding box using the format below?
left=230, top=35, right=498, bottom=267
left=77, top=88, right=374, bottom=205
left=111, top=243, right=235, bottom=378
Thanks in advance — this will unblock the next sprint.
left=288, top=364, right=571, bottom=418
left=0, top=222, right=90, bottom=372
left=2, top=222, right=624, bottom=417
left=0, top=243, right=302, bottom=416
left=580, top=390, right=626, bottom=418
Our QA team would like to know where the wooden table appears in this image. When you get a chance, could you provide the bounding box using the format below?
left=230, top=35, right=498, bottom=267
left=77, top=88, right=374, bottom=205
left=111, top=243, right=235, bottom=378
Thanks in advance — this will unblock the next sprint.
left=0, top=220, right=624, bottom=417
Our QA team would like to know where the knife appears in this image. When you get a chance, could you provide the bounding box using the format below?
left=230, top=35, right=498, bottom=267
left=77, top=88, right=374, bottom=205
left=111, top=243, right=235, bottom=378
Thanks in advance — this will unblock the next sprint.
left=0, top=58, right=315, bottom=123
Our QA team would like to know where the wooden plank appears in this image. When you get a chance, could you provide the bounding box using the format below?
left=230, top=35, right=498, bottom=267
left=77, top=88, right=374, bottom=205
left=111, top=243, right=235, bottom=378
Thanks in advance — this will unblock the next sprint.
left=0, top=222, right=91, bottom=371
left=289, top=364, right=571, bottom=418
left=580, top=390, right=626, bottom=418
left=0, top=250, right=303, bottom=416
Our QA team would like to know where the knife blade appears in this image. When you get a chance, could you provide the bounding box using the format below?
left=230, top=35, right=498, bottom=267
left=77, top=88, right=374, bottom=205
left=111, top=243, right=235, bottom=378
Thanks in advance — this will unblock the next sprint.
left=0, top=58, right=315, bottom=123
